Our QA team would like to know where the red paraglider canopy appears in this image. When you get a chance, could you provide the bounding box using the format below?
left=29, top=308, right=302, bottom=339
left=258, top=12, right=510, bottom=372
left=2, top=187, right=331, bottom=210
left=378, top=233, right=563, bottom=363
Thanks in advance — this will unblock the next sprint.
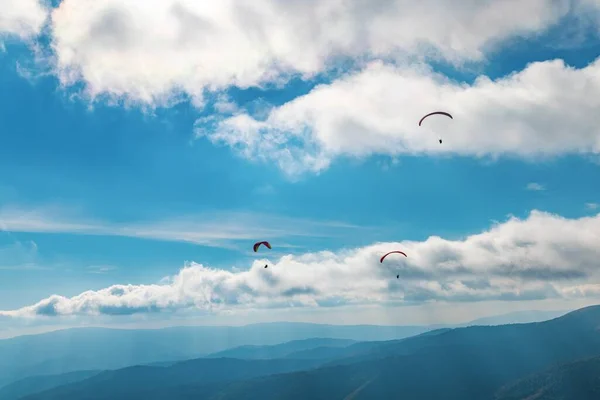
left=253, top=241, right=272, bottom=252
left=380, top=251, right=407, bottom=263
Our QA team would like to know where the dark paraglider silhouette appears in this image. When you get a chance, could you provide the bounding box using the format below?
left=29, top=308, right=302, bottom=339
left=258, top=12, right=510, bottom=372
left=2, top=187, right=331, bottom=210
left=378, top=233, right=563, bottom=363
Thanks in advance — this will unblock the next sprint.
left=419, top=111, right=453, bottom=144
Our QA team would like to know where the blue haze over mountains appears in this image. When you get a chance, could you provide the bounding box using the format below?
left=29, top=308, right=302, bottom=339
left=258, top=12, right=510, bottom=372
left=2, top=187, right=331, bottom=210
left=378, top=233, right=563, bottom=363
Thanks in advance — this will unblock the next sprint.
left=0, top=307, right=586, bottom=400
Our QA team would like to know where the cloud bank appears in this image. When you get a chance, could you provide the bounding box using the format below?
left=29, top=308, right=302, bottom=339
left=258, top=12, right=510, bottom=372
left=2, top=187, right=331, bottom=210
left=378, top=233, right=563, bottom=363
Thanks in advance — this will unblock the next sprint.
left=202, top=58, right=600, bottom=175
left=4, top=210, right=600, bottom=318
left=42, top=0, right=574, bottom=106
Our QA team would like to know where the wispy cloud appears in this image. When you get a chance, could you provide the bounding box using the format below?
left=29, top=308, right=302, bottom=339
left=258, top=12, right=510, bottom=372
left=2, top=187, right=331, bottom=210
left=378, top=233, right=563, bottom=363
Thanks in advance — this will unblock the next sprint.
left=585, top=202, right=599, bottom=211
left=253, top=184, right=277, bottom=196
left=87, top=265, right=118, bottom=274
left=0, top=205, right=363, bottom=250
left=526, top=182, right=545, bottom=191
left=0, top=237, right=45, bottom=270
left=0, top=263, right=50, bottom=271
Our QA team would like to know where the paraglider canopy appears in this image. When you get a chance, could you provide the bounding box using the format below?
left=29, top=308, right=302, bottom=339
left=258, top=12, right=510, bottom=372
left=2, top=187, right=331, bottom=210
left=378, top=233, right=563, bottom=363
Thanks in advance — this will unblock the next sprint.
left=253, top=241, right=272, bottom=252
left=418, top=111, right=453, bottom=126
left=380, top=251, right=407, bottom=263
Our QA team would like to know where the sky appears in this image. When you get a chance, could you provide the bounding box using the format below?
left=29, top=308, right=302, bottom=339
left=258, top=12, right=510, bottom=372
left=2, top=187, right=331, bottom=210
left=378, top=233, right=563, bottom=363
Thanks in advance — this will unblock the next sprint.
left=1, top=0, right=600, bottom=337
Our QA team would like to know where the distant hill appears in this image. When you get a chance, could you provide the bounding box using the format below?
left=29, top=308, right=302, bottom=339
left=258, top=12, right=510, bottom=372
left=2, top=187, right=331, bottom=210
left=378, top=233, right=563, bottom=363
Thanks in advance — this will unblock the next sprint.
left=494, top=356, right=600, bottom=400
left=20, top=357, right=326, bottom=400
left=282, top=345, right=356, bottom=360
left=205, top=338, right=357, bottom=360
left=0, top=370, right=100, bottom=400
left=0, top=322, right=437, bottom=387
left=465, top=310, right=567, bottom=326
left=24, top=304, right=600, bottom=400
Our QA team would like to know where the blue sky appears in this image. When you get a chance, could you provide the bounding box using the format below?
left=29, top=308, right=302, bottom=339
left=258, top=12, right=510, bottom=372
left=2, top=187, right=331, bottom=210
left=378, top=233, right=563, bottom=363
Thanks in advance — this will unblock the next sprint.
left=0, top=0, right=600, bottom=335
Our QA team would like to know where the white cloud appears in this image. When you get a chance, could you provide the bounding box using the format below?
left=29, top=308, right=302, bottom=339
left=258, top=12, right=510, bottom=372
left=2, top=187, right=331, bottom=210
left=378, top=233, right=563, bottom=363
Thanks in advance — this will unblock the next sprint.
left=0, top=0, right=47, bottom=42
left=0, top=205, right=362, bottom=249
left=0, top=222, right=40, bottom=269
left=585, top=202, right=599, bottom=210
left=253, top=184, right=277, bottom=196
left=86, top=265, right=118, bottom=274
left=202, top=58, right=600, bottom=175
left=41, top=0, right=574, bottom=106
left=213, top=93, right=239, bottom=114
left=4, top=210, right=600, bottom=318
left=526, top=182, right=545, bottom=191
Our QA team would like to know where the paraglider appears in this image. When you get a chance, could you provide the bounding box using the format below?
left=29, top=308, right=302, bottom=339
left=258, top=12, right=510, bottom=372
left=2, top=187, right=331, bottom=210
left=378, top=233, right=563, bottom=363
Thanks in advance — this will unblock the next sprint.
left=253, top=241, right=272, bottom=252
left=418, top=111, right=453, bottom=144
left=380, top=251, right=408, bottom=279
left=253, top=241, right=272, bottom=268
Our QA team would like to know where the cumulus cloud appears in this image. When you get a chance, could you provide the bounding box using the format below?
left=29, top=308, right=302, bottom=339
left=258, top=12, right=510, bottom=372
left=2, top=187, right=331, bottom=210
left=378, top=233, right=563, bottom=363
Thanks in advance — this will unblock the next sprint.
left=201, top=58, right=600, bottom=175
left=526, top=182, right=546, bottom=191
left=41, top=0, right=573, bottom=105
left=0, top=0, right=47, bottom=41
left=4, top=210, right=600, bottom=318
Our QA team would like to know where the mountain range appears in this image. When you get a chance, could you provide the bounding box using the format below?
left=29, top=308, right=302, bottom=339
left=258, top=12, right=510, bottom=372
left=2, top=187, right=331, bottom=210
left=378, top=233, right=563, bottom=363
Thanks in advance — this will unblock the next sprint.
left=1, top=305, right=597, bottom=399
left=0, top=321, right=438, bottom=388
left=0, top=309, right=561, bottom=389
